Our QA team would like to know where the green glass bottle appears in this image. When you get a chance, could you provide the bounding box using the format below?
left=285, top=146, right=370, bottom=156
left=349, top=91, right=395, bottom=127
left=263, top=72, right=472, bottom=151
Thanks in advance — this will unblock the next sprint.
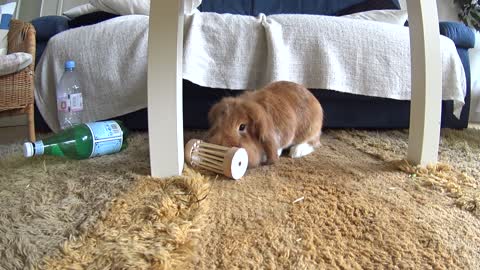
left=23, top=120, right=128, bottom=159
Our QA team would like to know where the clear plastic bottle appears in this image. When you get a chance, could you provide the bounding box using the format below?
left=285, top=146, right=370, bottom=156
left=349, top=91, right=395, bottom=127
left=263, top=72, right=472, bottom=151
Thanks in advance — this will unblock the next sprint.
left=23, top=120, right=128, bottom=159
left=56, top=60, right=83, bottom=130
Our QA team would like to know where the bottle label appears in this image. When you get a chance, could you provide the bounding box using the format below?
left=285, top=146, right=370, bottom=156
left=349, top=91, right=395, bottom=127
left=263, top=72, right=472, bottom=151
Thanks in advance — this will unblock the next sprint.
left=57, top=93, right=83, bottom=112
left=57, top=96, right=69, bottom=112
left=70, top=93, right=83, bottom=112
left=85, top=121, right=123, bottom=157
left=34, top=141, right=44, bottom=156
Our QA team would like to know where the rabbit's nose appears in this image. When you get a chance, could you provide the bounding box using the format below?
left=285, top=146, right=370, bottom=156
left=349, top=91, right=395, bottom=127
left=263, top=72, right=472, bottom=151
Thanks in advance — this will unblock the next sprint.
left=206, top=131, right=222, bottom=144
left=222, top=137, right=239, bottom=148
left=213, top=136, right=235, bottom=148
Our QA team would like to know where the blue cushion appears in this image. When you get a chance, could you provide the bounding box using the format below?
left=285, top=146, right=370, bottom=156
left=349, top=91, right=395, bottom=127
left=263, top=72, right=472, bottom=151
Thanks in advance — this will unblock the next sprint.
left=198, top=0, right=401, bottom=16
left=336, top=0, right=400, bottom=15
left=439, top=21, right=475, bottom=49
left=31, top=15, right=69, bottom=41
left=199, top=0, right=254, bottom=15
left=253, top=1, right=366, bottom=16
left=68, top=11, right=119, bottom=28
left=35, top=41, right=47, bottom=67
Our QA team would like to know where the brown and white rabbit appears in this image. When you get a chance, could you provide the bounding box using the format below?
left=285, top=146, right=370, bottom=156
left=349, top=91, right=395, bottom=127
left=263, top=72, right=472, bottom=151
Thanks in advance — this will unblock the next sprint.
left=206, top=81, right=323, bottom=168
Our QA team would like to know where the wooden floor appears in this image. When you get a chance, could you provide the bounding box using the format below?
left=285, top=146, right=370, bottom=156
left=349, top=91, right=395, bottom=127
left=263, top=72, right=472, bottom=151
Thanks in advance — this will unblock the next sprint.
left=0, top=115, right=29, bottom=144
left=0, top=125, right=30, bottom=144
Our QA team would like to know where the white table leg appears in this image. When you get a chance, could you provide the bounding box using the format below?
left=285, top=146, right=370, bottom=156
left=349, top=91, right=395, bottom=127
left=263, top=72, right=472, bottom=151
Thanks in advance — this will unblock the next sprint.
left=406, top=0, right=442, bottom=166
left=147, top=0, right=185, bottom=177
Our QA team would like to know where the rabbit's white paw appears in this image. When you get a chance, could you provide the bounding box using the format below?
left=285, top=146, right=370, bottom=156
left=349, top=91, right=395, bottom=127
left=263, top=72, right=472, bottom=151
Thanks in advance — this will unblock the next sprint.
left=289, top=143, right=314, bottom=158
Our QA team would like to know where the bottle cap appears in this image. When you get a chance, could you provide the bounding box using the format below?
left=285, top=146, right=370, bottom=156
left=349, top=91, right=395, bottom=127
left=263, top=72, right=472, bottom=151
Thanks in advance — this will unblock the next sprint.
left=23, top=142, right=34, bottom=158
left=65, top=60, right=75, bottom=69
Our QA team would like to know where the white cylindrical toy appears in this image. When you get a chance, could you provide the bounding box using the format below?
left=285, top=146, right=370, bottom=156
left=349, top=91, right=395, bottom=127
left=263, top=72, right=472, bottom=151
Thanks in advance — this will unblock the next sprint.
left=185, top=139, right=248, bottom=180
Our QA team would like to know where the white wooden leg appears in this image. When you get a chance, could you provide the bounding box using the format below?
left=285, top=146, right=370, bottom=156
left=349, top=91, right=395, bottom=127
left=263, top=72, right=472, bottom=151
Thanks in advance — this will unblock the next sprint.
left=406, top=0, right=442, bottom=166
left=147, top=0, right=185, bottom=177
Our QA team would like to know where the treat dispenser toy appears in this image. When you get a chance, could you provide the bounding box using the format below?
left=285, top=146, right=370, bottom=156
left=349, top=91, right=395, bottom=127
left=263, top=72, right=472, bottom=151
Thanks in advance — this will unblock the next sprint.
left=184, top=139, right=248, bottom=180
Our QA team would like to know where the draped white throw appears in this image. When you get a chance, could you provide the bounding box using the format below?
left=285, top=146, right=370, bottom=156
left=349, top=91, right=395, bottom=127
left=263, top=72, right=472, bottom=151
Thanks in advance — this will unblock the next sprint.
left=35, top=13, right=466, bottom=131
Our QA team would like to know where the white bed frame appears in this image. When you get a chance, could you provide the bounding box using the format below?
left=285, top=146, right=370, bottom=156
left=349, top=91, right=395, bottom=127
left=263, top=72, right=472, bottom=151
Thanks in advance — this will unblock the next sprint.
left=147, top=0, right=442, bottom=177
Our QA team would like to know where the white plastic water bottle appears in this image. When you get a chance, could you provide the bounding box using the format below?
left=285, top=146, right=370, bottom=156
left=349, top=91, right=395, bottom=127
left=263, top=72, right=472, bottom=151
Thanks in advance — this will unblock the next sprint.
left=56, top=60, right=83, bottom=130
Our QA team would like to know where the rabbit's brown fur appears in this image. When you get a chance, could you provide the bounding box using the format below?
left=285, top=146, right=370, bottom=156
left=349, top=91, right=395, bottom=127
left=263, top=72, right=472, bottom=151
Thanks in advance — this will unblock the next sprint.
left=207, top=81, right=323, bottom=168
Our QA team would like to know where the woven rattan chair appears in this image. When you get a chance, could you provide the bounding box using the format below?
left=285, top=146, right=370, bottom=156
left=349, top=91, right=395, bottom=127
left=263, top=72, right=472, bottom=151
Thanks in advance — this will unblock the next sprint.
left=0, top=20, right=36, bottom=142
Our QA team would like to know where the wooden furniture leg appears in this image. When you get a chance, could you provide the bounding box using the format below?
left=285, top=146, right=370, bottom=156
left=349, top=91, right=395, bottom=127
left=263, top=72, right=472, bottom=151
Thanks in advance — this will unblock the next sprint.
left=147, top=0, right=185, bottom=177
left=28, top=104, right=35, bottom=142
left=406, top=0, right=442, bottom=166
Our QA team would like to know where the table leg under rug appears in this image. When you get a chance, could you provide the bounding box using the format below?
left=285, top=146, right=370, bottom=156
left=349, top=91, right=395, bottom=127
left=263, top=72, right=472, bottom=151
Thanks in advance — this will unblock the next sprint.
left=147, top=0, right=185, bottom=177
left=405, top=0, right=442, bottom=166
left=147, top=0, right=442, bottom=178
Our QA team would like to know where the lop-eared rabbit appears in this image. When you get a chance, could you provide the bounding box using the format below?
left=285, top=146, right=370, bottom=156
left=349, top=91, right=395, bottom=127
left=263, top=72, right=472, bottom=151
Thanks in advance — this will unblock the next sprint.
left=207, top=81, right=323, bottom=168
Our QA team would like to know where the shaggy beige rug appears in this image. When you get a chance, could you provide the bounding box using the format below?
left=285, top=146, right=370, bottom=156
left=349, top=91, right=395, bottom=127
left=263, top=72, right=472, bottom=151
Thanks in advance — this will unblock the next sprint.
left=0, top=129, right=479, bottom=269
left=0, top=134, right=210, bottom=270
left=194, top=129, right=480, bottom=269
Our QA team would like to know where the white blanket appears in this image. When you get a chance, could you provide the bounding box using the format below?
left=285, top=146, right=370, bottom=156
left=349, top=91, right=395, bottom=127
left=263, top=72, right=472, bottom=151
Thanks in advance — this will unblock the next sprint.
left=35, top=13, right=466, bottom=132
left=183, top=13, right=466, bottom=115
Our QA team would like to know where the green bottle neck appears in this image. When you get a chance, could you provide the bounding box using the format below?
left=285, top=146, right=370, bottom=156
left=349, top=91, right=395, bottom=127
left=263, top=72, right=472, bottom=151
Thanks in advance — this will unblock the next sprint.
left=33, top=139, right=72, bottom=158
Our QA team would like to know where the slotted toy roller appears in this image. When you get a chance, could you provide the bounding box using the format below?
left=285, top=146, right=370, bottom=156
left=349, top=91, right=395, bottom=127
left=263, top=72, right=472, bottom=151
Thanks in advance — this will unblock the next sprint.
left=185, top=139, right=249, bottom=180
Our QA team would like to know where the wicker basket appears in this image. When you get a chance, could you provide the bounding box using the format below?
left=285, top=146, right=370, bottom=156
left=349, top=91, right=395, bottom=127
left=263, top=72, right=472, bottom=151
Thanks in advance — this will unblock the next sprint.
left=0, top=19, right=36, bottom=141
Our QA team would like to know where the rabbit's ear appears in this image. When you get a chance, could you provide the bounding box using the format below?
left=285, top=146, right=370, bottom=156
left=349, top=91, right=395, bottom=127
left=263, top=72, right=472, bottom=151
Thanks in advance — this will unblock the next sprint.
left=243, top=101, right=279, bottom=164
left=208, top=98, right=232, bottom=125
left=242, top=101, right=269, bottom=141
left=208, top=103, right=223, bottom=125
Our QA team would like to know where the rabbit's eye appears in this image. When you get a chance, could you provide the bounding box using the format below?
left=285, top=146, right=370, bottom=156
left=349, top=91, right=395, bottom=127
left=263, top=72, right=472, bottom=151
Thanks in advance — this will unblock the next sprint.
left=239, top=124, right=246, bottom=131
